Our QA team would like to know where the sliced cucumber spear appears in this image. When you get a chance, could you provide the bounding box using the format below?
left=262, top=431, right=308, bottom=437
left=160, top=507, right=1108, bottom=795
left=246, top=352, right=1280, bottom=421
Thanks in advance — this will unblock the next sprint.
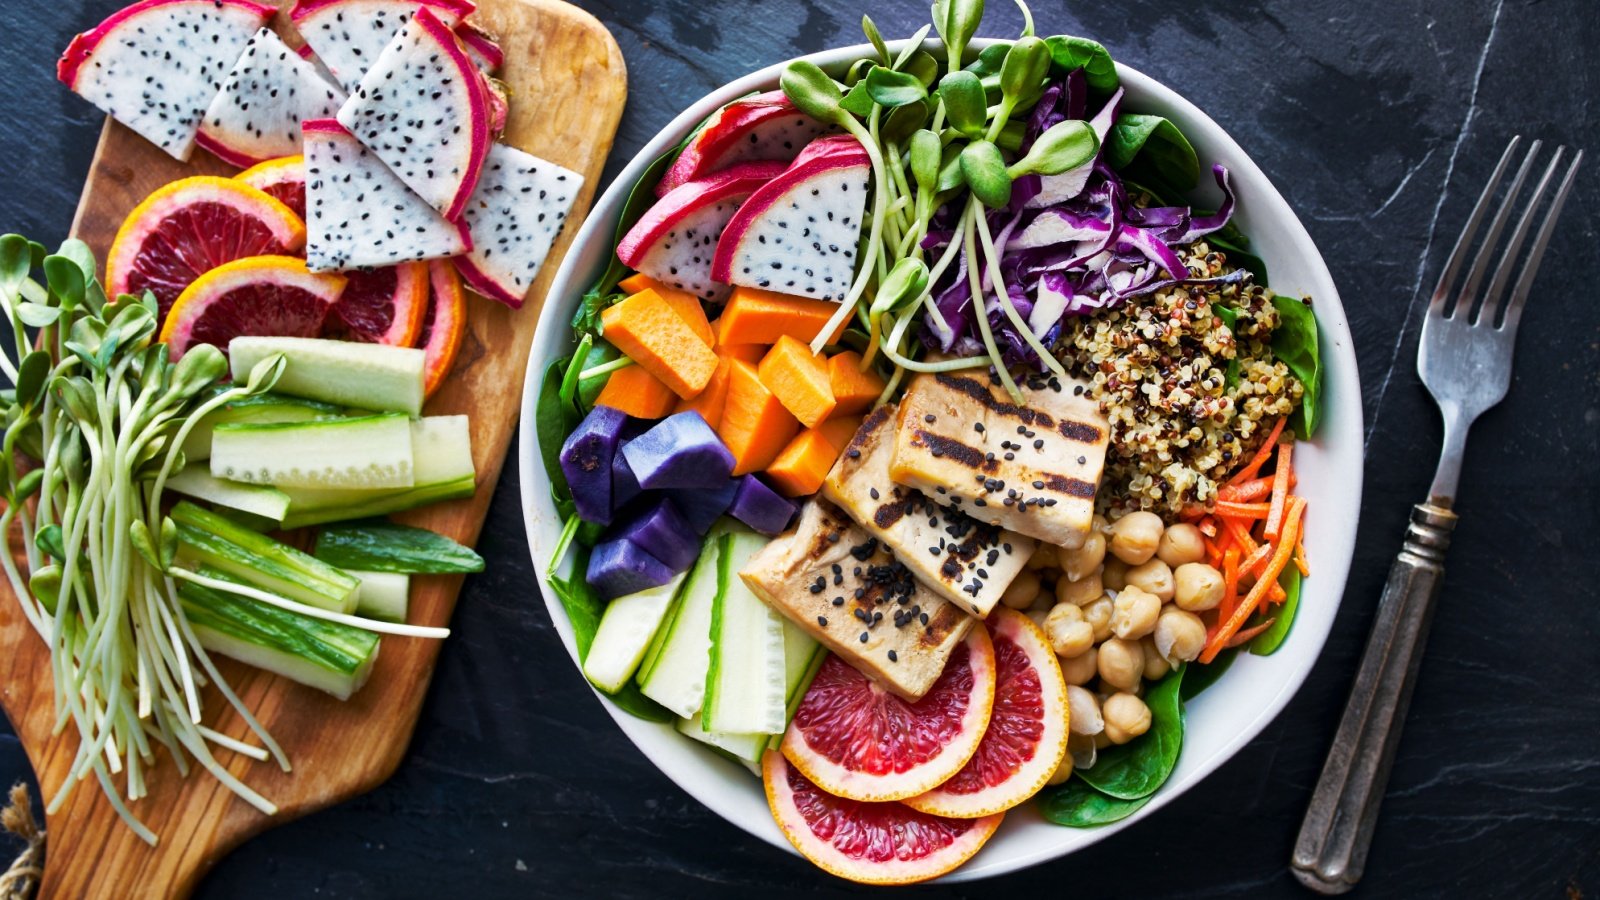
left=211, top=412, right=415, bottom=490
left=347, top=570, right=410, bottom=623
left=181, top=390, right=343, bottom=462
left=171, top=501, right=361, bottom=614
left=279, top=416, right=476, bottom=529
left=702, top=530, right=788, bottom=735
left=637, top=536, right=721, bottom=718
left=313, top=521, right=484, bottom=573
left=229, top=336, right=426, bottom=416
left=679, top=619, right=824, bottom=770
left=164, top=466, right=291, bottom=523
left=582, top=572, right=688, bottom=694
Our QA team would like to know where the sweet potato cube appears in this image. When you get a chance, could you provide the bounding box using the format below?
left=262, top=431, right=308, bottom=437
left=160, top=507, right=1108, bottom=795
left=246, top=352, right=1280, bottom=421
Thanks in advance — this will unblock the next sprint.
left=596, top=364, right=678, bottom=419
left=827, top=351, right=887, bottom=416
left=717, top=359, right=800, bottom=476
left=716, top=286, right=848, bottom=347
left=765, top=427, right=843, bottom=497
left=619, top=273, right=715, bottom=348
left=758, top=336, right=837, bottom=428
left=673, top=357, right=732, bottom=430
left=816, top=415, right=865, bottom=453
left=599, top=289, right=718, bottom=398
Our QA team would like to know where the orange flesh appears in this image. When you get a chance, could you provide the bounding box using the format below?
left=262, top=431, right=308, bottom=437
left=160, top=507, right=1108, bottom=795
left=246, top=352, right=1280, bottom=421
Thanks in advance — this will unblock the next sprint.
left=673, top=356, right=732, bottom=429
left=717, top=285, right=848, bottom=346
left=815, top=415, right=864, bottom=454
left=765, top=427, right=840, bottom=497
left=758, top=335, right=837, bottom=428
left=716, top=359, right=799, bottom=476
left=827, top=351, right=887, bottom=415
left=596, top=364, right=678, bottom=419
left=599, top=288, right=718, bottom=398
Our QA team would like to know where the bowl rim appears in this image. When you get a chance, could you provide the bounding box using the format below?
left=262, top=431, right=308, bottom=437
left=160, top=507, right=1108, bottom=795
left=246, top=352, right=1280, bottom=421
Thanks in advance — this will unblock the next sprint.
left=517, top=36, right=1364, bottom=882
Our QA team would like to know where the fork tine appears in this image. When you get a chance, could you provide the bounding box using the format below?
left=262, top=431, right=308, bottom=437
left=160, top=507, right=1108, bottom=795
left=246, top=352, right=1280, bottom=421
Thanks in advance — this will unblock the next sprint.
left=1497, top=148, right=1584, bottom=331
left=1475, top=147, right=1565, bottom=325
left=1456, top=139, right=1541, bottom=321
left=1430, top=136, right=1520, bottom=316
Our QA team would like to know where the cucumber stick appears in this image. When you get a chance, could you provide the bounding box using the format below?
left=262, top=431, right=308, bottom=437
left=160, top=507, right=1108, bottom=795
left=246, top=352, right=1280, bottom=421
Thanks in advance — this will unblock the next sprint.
left=348, top=570, right=410, bottom=622
left=679, top=620, right=825, bottom=769
left=165, top=466, right=291, bottom=522
left=637, top=537, right=720, bottom=717
left=211, top=413, right=414, bottom=490
left=171, top=502, right=360, bottom=613
left=279, top=416, right=475, bottom=529
left=229, top=336, right=425, bottom=416
left=582, top=572, right=688, bottom=694
left=702, top=531, right=787, bottom=735
left=181, top=391, right=342, bottom=462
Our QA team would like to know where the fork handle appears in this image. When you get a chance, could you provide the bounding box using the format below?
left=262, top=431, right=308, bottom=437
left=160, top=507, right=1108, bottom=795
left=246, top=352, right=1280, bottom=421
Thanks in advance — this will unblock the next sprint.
left=1291, top=503, right=1458, bottom=894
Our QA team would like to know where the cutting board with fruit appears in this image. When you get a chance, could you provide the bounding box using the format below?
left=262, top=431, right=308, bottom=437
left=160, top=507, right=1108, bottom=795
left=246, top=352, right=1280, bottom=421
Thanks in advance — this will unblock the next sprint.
left=0, top=0, right=624, bottom=896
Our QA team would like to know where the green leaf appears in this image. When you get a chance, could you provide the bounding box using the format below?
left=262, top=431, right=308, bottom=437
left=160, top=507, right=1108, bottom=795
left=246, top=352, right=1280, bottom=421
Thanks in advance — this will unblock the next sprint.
left=938, top=70, right=988, bottom=140
left=34, top=524, right=64, bottom=562
left=869, top=258, right=931, bottom=317
left=159, top=517, right=178, bottom=570
left=56, top=239, right=97, bottom=284
left=939, top=0, right=986, bottom=66
left=865, top=65, right=926, bottom=109
left=16, top=350, right=50, bottom=409
left=963, top=42, right=1010, bottom=80
left=1271, top=295, right=1322, bottom=436
left=313, top=520, right=485, bottom=573
left=576, top=341, right=621, bottom=410
left=537, top=358, right=581, bottom=521
left=1181, top=647, right=1236, bottom=701
left=1036, top=776, right=1153, bottom=826
left=1207, top=232, right=1268, bottom=285
left=16, top=302, right=60, bottom=328
left=548, top=543, right=674, bottom=723
left=1008, top=119, right=1097, bottom=178
left=43, top=255, right=86, bottom=311
left=129, top=519, right=164, bottom=571
left=0, top=234, right=32, bottom=298
left=882, top=99, right=929, bottom=144
left=1251, top=566, right=1302, bottom=656
left=780, top=60, right=845, bottom=124
left=1076, top=665, right=1185, bottom=800
left=999, top=36, right=1050, bottom=105
left=243, top=351, right=287, bottom=393
left=902, top=50, right=939, bottom=87
left=862, top=14, right=890, bottom=64
left=13, top=468, right=42, bottom=501
left=909, top=129, right=943, bottom=193
left=170, top=343, right=229, bottom=398
left=1043, top=35, right=1118, bottom=93
left=1213, top=303, right=1241, bottom=389
left=840, top=80, right=875, bottom=118
left=959, top=140, right=1013, bottom=207
left=29, top=565, right=61, bottom=615
left=1105, top=113, right=1200, bottom=194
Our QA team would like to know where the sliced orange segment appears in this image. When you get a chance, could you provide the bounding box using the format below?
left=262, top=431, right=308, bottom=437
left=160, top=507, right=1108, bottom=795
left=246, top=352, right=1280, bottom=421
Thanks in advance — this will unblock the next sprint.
left=417, top=260, right=469, bottom=399
left=159, top=256, right=346, bottom=358
left=235, top=155, right=307, bottom=218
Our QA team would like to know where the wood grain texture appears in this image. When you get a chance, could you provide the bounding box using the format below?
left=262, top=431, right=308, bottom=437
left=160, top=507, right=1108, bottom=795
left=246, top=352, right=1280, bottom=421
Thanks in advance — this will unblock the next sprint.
left=0, top=1, right=624, bottom=897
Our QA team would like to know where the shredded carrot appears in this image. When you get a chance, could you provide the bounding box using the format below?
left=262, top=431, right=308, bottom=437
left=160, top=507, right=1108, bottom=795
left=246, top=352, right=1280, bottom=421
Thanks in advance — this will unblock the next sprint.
left=1269, top=581, right=1287, bottom=603
left=1197, top=516, right=1218, bottom=538
left=1215, top=501, right=1272, bottom=520
left=1226, top=417, right=1287, bottom=485
left=1264, top=442, right=1294, bottom=540
left=1201, top=496, right=1306, bottom=663
left=1202, top=534, right=1221, bottom=566
left=1240, top=540, right=1273, bottom=576
left=1221, top=516, right=1259, bottom=557
left=1295, top=535, right=1311, bottom=576
left=1218, top=476, right=1273, bottom=503
left=1220, top=547, right=1241, bottom=622
left=1226, top=618, right=1277, bottom=647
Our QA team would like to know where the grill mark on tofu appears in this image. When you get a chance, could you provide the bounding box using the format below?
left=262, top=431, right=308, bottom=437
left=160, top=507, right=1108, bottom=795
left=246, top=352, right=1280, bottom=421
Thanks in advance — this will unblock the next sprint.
left=934, top=373, right=1057, bottom=429
left=910, top=429, right=994, bottom=471
left=1042, top=473, right=1097, bottom=498
left=1058, top=420, right=1103, bottom=444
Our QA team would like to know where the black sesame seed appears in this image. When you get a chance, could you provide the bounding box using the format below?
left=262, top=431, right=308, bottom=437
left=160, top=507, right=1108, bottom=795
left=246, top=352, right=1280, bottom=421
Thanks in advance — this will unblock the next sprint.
left=832, top=596, right=845, bottom=606
left=860, top=632, right=869, bottom=643
left=887, top=649, right=898, bottom=662
left=817, top=615, right=828, bottom=627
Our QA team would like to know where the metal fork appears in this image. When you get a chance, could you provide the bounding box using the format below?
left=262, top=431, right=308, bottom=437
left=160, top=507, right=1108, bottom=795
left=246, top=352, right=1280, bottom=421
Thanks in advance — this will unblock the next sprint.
left=1291, top=136, right=1584, bottom=894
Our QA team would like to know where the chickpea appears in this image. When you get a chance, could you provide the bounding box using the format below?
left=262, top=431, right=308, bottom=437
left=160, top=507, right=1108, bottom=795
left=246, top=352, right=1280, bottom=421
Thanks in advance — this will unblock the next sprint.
left=1125, top=559, right=1175, bottom=602
left=1044, top=603, right=1095, bottom=658
left=1059, top=530, right=1106, bottom=582
left=1109, top=511, right=1164, bottom=565
left=1097, top=637, right=1144, bottom=692
left=1111, top=585, right=1161, bottom=640
left=1174, top=562, right=1225, bottom=612
left=1102, top=557, right=1130, bottom=591
left=1081, top=595, right=1115, bottom=642
left=1141, top=637, right=1172, bottom=680
left=1157, top=523, right=1207, bottom=567
left=1102, top=693, right=1153, bottom=744
left=1154, top=606, right=1208, bottom=663
left=1055, top=570, right=1104, bottom=607
left=1046, top=752, right=1074, bottom=786
left=999, top=569, right=1041, bottom=610
left=1065, top=684, right=1103, bottom=735
left=1026, top=543, right=1059, bottom=571
left=1059, top=646, right=1098, bottom=685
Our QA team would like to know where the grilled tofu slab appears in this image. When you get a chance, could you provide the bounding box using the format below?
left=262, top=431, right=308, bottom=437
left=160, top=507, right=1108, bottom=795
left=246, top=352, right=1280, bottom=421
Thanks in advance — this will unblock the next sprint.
left=822, top=406, right=1035, bottom=617
left=889, top=372, right=1109, bottom=548
left=739, top=499, right=975, bottom=701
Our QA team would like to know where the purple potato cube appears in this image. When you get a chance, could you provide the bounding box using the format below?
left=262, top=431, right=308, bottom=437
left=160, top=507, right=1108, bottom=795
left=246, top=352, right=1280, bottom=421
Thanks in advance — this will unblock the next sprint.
left=728, top=475, right=798, bottom=535
left=559, top=405, right=629, bottom=525
left=668, top=479, right=738, bottom=535
left=586, top=537, right=676, bottom=600
left=612, top=438, right=644, bottom=511
left=613, top=498, right=699, bottom=571
left=621, top=411, right=736, bottom=490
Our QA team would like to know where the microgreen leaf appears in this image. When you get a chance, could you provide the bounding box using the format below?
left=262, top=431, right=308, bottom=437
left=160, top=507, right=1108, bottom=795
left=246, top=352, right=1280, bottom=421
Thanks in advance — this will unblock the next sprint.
left=910, top=129, right=943, bottom=193
left=781, top=60, right=845, bottom=124
left=16, top=350, right=51, bottom=410
left=840, top=80, right=875, bottom=118
left=44, top=255, right=86, bottom=311
left=159, top=517, right=179, bottom=570
left=882, top=99, right=930, bottom=143
left=1007, top=118, right=1098, bottom=177
left=16, top=302, right=61, bottom=327
left=938, top=70, right=987, bottom=139
left=170, top=344, right=228, bottom=399
left=28, top=566, right=61, bottom=615
left=902, top=49, right=939, bottom=87
left=56, top=239, right=97, bottom=285
left=865, top=65, right=927, bottom=108
left=0, top=235, right=31, bottom=297
left=34, top=524, right=64, bottom=562
left=959, top=140, right=1013, bottom=207
left=13, top=468, right=42, bottom=500
left=869, top=258, right=931, bottom=317
left=243, top=351, right=286, bottom=393
left=861, top=14, right=890, bottom=64
left=129, top=520, right=164, bottom=571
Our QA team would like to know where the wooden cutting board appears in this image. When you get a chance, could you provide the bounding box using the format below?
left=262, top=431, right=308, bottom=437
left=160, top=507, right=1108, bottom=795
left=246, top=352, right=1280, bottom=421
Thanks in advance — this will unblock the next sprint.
left=0, top=1, right=624, bottom=896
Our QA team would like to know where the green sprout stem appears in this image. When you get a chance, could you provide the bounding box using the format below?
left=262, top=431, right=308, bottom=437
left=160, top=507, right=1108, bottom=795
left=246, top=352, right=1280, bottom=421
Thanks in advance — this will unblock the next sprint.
left=972, top=204, right=1067, bottom=378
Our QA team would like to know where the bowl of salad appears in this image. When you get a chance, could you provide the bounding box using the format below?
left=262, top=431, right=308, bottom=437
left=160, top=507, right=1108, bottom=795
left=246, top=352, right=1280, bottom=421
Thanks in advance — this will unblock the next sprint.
left=519, top=4, right=1362, bottom=884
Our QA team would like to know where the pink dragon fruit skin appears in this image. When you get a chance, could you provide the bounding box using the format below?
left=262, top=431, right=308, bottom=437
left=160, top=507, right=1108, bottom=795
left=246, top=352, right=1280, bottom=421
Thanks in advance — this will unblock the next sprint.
left=302, top=119, right=473, bottom=272
left=616, top=161, right=787, bottom=303
left=654, top=91, right=832, bottom=198
left=195, top=28, right=348, bottom=169
left=57, top=0, right=276, bottom=162
left=454, top=143, right=584, bottom=308
left=289, top=0, right=477, bottom=93
left=336, top=6, right=492, bottom=222
left=456, top=21, right=504, bottom=75
left=710, top=136, right=871, bottom=303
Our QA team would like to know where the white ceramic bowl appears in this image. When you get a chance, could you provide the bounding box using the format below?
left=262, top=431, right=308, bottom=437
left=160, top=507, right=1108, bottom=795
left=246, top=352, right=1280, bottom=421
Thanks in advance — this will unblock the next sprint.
left=518, top=39, right=1363, bottom=882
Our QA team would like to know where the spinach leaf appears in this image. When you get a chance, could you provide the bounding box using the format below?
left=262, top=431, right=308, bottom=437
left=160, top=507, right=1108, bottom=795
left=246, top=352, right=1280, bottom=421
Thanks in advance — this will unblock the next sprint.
left=1076, top=665, right=1185, bottom=800
left=1105, top=113, right=1199, bottom=195
left=576, top=340, right=621, bottom=410
left=536, top=357, right=581, bottom=521
left=1250, top=566, right=1303, bottom=656
left=1212, top=304, right=1241, bottom=390
left=1043, top=35, right=1118, bottom=94
left=549, top=542, right=675, bottom=723
left=1181, top=646, right=1236, bottom=701
left=1037, top=776, right=1153, bottom=826
left=1270, top=294, right=1322, bottom=436
left=313, top=521, right=485, bottom=573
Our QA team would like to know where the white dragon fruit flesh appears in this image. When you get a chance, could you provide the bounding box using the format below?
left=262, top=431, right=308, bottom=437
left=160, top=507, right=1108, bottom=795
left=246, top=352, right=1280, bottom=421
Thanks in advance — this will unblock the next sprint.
left=196, top=28, right=348, bottom=168
left=289, top=0, right=476, bottom=93
left=302, top=118, right=472, bottom=271
left=711, top=135, right=870, bottom=303
left=336, top=6, right=493, bottom=221
left=655, top=91, right=832, bottom=198
left=57, top=0, right=275, bottom=161
left=454, top=143, right=583, bottom=308
left=616, top=161, right=785, bottom=303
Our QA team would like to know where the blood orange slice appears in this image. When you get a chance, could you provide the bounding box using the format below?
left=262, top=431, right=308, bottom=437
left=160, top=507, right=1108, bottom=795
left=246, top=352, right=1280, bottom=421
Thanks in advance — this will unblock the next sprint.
left=763, top=750, right=1003, bottom=885
left=416, top=259, right=468, bottom=398
left=236, top=155, right=307, bottom=218
left=107, top=176, right=306, bottom=318
left=781, top=627, right=996, bottom=802
left=159, top=256, right=346, bottom=357
left=322, top=261, right=429, bottom=346
left=903, top=607, right=1069, bottom=818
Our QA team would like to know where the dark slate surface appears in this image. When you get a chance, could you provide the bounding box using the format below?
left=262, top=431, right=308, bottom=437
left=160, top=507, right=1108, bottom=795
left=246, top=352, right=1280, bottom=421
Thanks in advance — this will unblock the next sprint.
left=3, top=0, right=1598, bottom=896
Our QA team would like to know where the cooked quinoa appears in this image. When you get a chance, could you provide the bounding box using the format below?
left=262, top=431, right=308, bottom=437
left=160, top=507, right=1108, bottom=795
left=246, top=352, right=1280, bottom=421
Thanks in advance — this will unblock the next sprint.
left=1059, top=242, right=1306, bottom=515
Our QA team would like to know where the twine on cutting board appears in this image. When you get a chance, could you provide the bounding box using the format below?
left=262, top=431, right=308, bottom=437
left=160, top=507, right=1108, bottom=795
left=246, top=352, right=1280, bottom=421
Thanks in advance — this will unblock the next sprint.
left=0, top=784, right=42, bottom=900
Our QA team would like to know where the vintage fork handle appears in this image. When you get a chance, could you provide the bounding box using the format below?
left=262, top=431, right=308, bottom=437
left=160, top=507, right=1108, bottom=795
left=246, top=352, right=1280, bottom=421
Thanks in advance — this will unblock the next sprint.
left=1291, top=503, right=1458, bottom=894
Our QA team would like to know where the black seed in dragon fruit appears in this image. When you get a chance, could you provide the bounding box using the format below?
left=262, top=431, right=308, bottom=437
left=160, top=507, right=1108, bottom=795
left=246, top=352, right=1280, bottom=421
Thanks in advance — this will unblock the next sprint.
left=335, top=5, right=494, bottom=221
left=289, top=0, right=477, bottom=94
left=302, top=119, right=472, bottom=272
left=655, top=90, right=832, bottom=198
left=454, top=143, right=583, bottom=308
left=616, top=161, right=786, bottom=303
left=196, top=28, right=348, bottom=169
left=711, top=136, right=871, bottom=303
left=57, top=0, right=275, bottom=162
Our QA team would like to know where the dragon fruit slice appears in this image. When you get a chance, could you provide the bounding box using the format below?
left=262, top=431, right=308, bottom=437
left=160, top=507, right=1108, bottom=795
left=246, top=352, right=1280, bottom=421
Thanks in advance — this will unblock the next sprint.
left=57, top=0, right=276, bottom=161
left=336, top=6, right=493, bottom=221
left=655, top=91, right=832, bottom=198
left=454, top=143, right=584, bottom=308
left=616, top=161, right=786, bottom=303
left=456, top=21, right=503, bottom=75
left=302, top=119, right=472, bottom=272
left=289, top=0, right=476, bottom=93
left=196, top=28, right=349, bottom=168
left=710, top=135, right=870, bottom=303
